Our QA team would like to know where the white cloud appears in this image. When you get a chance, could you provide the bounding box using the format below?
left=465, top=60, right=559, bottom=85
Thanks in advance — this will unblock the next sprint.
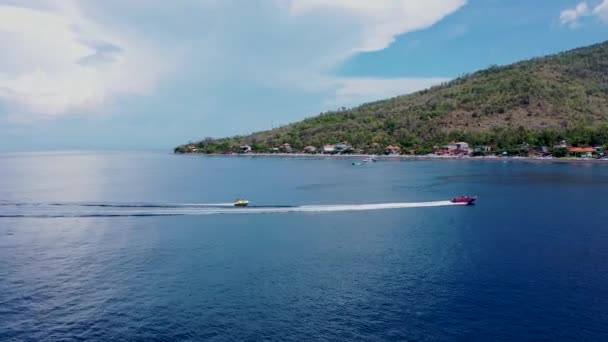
left=560, top=2, right=589, bottom=27
left=288, top=0, right=466, bottom=53
left=0, top=1, right=167, bottom=120
left=593, top=0, right=608, bottom=22
left=0, top=0, right=465, bottom=123
left=199, top=0, right=465, bottom=104
left=326, top=77, right=450, bottom=106
left=560, top=1, right=608, bottom=27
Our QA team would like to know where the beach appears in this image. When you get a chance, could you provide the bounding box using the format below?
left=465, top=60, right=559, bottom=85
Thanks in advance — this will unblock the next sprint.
left=179, top=152, right=608, bottom=164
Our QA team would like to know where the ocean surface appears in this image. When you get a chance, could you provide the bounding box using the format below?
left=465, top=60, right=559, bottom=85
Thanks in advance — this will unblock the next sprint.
left=1, top=151, right=608, bottom=341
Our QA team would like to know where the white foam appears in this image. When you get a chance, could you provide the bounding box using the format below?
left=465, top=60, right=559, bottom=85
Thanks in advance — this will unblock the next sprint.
left=168, top=202, right=235, bottom=207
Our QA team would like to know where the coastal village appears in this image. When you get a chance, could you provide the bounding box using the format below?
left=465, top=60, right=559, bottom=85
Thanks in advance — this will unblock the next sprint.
left=178, top=140, right=608, bottom=160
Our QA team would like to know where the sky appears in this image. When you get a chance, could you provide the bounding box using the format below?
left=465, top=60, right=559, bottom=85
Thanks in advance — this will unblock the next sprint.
left=0, top=0, right=606, bottom=151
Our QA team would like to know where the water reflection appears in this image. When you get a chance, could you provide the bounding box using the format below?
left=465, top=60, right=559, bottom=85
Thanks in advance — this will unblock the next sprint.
left=0, top=152, right=110, bottom=203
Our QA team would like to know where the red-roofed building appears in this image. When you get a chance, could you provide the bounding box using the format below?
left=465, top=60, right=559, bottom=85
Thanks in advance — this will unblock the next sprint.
left=569, top=146, right=595, bottom=158
left=385, top=145, right=401, bottom=155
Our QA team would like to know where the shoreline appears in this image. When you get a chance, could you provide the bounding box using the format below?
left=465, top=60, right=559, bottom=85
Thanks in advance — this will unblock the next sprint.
left=177, top=152, right=608, bottom=164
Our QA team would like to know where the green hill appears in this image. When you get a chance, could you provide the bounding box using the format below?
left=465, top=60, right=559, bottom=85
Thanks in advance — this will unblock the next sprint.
left=176, top=41, right=608, bottom=154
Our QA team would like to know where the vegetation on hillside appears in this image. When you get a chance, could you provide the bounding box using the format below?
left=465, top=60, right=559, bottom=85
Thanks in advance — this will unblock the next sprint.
left=176, top=41, right=608, bottom=154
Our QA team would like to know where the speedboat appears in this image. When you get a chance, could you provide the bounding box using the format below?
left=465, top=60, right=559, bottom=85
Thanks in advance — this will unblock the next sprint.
left=451, top=196, right=477, bottom=205
left=362, top=157, right=377, bottom=163
left=234, top=198, right=249, bottom=207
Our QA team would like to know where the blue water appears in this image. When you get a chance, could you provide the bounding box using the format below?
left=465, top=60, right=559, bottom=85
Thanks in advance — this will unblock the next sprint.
left=1, top=151, right=608, bottom=341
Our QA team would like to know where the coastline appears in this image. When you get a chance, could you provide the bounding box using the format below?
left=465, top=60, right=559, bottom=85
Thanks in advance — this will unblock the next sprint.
left=177, top=152, right=608, bottom=164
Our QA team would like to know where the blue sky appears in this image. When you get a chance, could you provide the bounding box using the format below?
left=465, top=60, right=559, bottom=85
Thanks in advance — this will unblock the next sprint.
left=0, top=0, right=606, bottom=151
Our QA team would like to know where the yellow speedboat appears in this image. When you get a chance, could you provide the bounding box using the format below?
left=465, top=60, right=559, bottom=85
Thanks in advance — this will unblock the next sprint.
left=234, top=198, right=249, bottom=207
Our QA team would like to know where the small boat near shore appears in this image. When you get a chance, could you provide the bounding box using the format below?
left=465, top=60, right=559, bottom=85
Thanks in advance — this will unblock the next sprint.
left=234, top=198, right=249, bottom=207
left=451, top=196, right=477, bottom=205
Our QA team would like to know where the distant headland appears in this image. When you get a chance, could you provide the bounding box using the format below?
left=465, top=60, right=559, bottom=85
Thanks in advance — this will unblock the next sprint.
left=176, top=41, right=608, bottom=161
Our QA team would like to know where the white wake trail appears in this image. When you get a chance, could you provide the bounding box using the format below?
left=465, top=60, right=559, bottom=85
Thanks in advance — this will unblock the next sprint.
left=109, top=200, right=466, bottom=216
left=0, top=200, right=468, bottom=218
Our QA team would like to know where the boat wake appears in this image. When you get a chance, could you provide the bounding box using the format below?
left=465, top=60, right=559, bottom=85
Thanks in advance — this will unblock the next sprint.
left=0, top=200, right=466, bottom=218
left=0, top=201, right=235, bottom=208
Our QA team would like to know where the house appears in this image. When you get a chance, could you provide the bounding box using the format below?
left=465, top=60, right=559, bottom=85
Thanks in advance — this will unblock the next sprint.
left=239, top=145, right=252, bottom=153
left=335, top=142, right=353, bottom=153
left=269, top=147, right=280, bottom=153
left=474, top=146, right=492, bottom=153
left=183, top=145, right=198, bottom=153
left=447, top=141, right=470, bottom=151
left=569, top=146, right=595, bottom=158
left=385, top=145, right=401, bottom=155
left=529, top=146, right=550, bottom=156
left=554, top=140, right=568, bottom=149
left=303, top=146, right=317, bottom=153
left=531, top=146, right=549, bottom=154
left=280, top=143, right=292, bottom=153
left=447, top=141, right=470, bottom=155
left=323, top=144, right=336, bottom=153
left=433, top=145, right=457, bottom=155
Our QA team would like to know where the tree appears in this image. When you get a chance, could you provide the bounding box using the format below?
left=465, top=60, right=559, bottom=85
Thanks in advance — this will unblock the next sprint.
left=552, top=147, right=569, bottom=158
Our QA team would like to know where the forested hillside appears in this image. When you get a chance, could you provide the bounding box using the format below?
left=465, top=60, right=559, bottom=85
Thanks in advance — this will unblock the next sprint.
left=177, top=41, right=608, bottom=154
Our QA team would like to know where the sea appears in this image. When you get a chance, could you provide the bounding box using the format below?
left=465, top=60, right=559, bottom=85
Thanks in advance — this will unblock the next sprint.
left=1, top=151, right=608, bottom=341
